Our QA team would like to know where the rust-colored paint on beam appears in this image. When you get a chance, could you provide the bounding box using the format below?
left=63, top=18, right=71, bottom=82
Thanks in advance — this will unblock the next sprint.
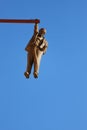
left=0, top=19, right=40, bottom=24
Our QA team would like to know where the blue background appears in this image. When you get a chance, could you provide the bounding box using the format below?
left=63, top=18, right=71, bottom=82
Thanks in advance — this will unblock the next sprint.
left=0, top=0, right=87, bottom=130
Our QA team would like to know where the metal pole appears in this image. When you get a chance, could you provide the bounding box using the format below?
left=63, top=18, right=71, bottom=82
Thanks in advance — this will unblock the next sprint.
left=0, top=19, right=40, bottom=24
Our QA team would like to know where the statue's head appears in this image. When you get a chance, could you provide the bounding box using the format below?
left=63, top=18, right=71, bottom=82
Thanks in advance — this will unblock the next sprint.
left=39, top=28, right=46, bottom=36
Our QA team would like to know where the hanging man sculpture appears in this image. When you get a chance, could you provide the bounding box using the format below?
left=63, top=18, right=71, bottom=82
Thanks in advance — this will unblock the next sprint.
left=24, top=23, right=48, bottom=78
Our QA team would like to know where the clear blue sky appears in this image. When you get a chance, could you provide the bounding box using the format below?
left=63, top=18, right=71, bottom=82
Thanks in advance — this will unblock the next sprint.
left=0, top=0, right=87, bottom=130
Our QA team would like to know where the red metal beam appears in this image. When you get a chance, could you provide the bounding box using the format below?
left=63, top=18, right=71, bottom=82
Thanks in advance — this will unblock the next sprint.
left=0, top=19, right=40, bottom=24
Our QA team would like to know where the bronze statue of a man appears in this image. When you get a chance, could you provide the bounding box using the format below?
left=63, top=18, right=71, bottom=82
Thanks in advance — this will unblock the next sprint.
left=24, top=23, right=48, bottom=78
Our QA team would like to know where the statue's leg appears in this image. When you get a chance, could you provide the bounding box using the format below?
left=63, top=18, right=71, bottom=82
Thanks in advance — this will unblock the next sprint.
left=34, top=49, right=43, bottom=78
left=24, top=52, right=33, bottom=78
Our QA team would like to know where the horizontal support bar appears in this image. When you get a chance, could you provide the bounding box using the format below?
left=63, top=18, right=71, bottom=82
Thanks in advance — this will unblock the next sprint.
left=0, top=19, right=40, bottom=24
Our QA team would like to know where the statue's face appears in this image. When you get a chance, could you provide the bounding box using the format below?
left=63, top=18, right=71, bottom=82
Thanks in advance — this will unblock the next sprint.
left=39, top=28, right=46, bottom=36
left=41, top=32, right=45, bottom=37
